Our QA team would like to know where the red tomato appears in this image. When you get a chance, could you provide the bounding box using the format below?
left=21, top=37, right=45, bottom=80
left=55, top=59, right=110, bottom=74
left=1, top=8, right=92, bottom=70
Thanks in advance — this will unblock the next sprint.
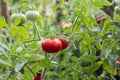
left=56, top=37, right=69, bottom=50
left=34, top=75, right=41, bottom=80
left=94, top=14, right=106, bottom=24
left=42, top=39, right=62, bottom=53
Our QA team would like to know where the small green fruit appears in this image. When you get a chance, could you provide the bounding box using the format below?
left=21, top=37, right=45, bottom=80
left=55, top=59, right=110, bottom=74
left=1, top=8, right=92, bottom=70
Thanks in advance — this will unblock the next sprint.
left=11, top=13, right=26, bottom=26
left=114, top=6, right=120, bottom=14
left=25, top=11, right=39, bottom=21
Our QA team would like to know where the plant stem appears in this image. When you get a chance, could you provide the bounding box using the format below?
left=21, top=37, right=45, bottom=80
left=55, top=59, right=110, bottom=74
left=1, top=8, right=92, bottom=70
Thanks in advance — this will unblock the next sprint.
left=26, top=65, right=35, bottom=77
left=69, top=14, right=80, bottom=39
left=33, top=21, right=41, bottom=40
left=42, top=52, right=48, bottom=80
left=42, top=68, right=47, bottom=80
left=23, top=39, right=39, bottom=43
left=50, top=53, right=57, bottom=60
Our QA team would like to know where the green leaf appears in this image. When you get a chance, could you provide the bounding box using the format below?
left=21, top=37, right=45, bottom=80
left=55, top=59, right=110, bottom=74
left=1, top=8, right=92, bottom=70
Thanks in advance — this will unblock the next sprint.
left=108, top=54, right=117, bottom=71
left=0, top=42, right=11, bottom=52
left=36, top=15, right=43, bottom=29
left=90, top=61, right=103, bottom=74
left=0, top=17, right=8, bottom=28
left=92, top=0, right=112, bottom=7
left=17, top=27, right=30, bottom=40
left=80, top=54, right=99, bottom=62
left=0, top=59, right=12, bottom=67
left=9, top=27, right=18, bottom=37
left=82, top=61, right=103, bottom=74
left=14, top=62, right=26, bottom=72
left=14, top=18, right=21, bottom=26
left=39, top=58, right=51, bottom=68
left=100, top=20, right=111, bottom=36
left=23, top=54, right=45, bottom=62
left=103, top=60, right=117, bottom=75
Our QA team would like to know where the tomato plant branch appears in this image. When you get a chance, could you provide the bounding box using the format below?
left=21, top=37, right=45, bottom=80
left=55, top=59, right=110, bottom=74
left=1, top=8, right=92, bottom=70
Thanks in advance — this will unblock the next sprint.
left=33, top=21, right=41, bottom=40
left=26, top=65, right=35, bottom=77
left=50, top=53, right=58, bottom=60
left=69, top=14, right=80, bottom=39
left=42, top=68, right=47, bottom=80
left=23, top=39, right=39, bottom=43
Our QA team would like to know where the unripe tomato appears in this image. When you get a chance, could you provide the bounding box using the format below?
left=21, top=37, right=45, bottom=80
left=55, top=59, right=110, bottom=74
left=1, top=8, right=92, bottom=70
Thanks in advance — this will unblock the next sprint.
left=26, top=11, right=39, bottom=21
left=114, top=6, right=120, bottom=14
left=56, top=37, right=69, bottom=50
left=42, top=39, right=62, bottom=53
left=11, top=13, right=26, bottom=26
left=61, top=22, right=72, bottom=30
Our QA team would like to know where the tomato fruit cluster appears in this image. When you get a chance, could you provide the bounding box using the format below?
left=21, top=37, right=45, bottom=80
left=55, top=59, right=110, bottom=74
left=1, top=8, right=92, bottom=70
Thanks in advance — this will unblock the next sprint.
left=42, top=37, right=69, bottom=53
left=11, top=10, right=39, bottom=26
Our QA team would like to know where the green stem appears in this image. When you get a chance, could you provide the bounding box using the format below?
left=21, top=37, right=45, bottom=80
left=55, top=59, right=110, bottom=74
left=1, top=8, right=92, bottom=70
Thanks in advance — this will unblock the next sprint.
left=42, top=68, right=47, bottom=80
left=23, top=39, right=39, bottom=43
left=26, top=65, right=35, bottom=77
left=50, top=53, right=57, bottom=60
left=42, top=52, right=48, bottom=80
left=33, top=21, right=41, bottom=40
left=69, top=14, right=80, bottom=39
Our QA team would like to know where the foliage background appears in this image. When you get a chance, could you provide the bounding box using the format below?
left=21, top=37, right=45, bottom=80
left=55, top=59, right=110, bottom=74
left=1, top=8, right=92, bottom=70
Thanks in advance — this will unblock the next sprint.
left=0, top=0, right=120, bottom=80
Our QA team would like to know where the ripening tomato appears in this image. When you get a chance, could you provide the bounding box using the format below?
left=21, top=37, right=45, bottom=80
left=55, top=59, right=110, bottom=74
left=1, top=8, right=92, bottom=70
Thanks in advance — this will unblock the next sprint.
left=42, top=39, right=62, bottom=53
left=61, top=22, right=72, bottom=30
left=56, top=37, right=69, bottom=50
left=116, top=60, right=120, bottom=65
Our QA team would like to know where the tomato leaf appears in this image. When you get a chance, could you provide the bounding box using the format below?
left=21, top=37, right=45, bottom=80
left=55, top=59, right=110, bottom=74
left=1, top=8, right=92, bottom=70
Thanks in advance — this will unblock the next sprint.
left=92, top=0, right=112, bottom=7
left=23, top=54, right=45, bottom=62
left=0, top=17, right=8, bottom=28
left=14, top=62, right=26, bottom=72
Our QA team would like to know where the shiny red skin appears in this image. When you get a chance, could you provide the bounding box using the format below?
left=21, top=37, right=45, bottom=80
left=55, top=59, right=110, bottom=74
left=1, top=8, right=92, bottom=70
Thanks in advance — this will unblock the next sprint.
left=34, top=75, right=41, bottom=80
left=42, top=39, right=62, bottom=53
left=56, top=37, right=69, bottom=49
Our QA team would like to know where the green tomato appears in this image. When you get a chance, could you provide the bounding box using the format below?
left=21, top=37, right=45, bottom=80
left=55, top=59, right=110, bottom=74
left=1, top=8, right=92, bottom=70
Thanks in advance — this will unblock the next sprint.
left=25, top=11, right=39, bottom=21
left=11, top=13, right=26, bottom=26
left=114, top=6, right=120, bottom=14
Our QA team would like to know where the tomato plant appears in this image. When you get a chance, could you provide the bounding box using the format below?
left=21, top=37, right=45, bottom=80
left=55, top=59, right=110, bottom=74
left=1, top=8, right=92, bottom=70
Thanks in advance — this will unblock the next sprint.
left=0, top=0, right=120, bottom=80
